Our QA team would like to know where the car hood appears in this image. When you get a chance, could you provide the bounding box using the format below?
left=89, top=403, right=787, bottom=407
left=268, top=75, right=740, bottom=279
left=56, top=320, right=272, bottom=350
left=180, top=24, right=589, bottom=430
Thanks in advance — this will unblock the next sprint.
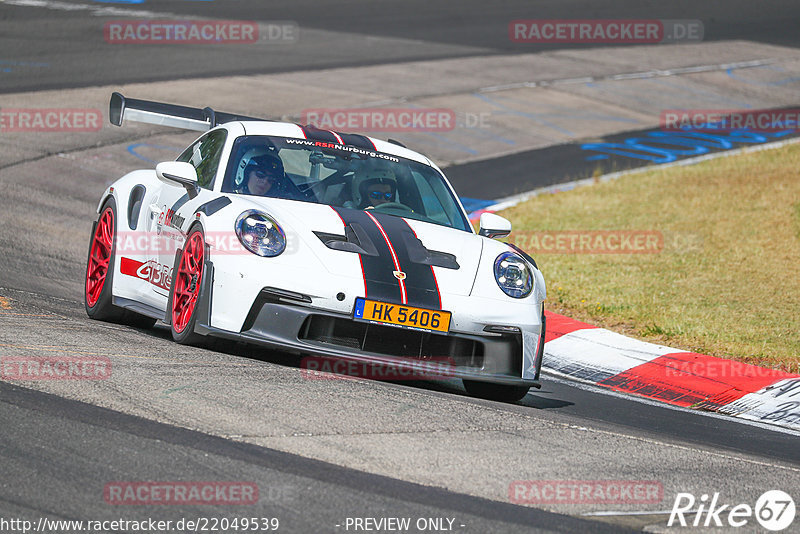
left=243, top=199, right=484, bottom=301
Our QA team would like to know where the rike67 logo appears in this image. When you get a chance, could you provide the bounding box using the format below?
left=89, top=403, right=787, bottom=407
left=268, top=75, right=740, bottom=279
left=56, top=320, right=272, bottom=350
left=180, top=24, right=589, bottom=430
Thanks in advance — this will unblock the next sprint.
left=669, top=490, right=795, bottom=531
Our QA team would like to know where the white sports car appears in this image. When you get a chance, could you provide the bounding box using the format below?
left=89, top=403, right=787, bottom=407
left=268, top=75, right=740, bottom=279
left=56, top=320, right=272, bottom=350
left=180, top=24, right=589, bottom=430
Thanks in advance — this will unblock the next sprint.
left=85, top=93, right=546, bottom=402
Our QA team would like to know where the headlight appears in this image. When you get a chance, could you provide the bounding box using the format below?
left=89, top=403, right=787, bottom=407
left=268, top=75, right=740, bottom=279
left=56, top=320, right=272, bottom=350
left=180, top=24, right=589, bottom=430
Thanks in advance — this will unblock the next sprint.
left=494, top=252, right=533, bottom=298
left=235, top=210, right=286, bottom=257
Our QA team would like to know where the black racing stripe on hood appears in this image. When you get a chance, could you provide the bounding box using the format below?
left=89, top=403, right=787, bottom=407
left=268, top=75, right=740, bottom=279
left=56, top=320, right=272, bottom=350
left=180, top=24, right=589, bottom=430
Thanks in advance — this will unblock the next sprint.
left=371, top=212, right=442, bottom=310
left=332, top=207, right=403, bottom=304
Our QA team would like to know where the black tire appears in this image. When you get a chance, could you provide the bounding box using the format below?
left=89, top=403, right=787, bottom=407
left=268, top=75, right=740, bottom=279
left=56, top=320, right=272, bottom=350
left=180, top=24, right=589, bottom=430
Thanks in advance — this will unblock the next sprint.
left=169, top=225, right=206, bottom=345
left=463, top=380, right=530, bottom=403
left=84, top=198, right=156, bottom=329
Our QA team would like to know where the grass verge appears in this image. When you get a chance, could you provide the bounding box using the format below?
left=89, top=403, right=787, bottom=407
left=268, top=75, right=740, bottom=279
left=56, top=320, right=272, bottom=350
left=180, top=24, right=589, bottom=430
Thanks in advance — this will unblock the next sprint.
left=500, top=142, right=800, bottom=372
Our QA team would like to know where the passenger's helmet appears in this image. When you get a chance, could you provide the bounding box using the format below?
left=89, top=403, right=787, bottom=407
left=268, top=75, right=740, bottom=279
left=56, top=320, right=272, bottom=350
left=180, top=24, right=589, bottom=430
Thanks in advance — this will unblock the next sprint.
left=351, top=167, right=397, bottom=208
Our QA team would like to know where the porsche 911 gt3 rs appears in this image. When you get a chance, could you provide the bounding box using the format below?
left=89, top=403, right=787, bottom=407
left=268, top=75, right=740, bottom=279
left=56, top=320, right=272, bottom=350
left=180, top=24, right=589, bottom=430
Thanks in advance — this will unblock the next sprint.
left=85, top=93, right=546, bottom=402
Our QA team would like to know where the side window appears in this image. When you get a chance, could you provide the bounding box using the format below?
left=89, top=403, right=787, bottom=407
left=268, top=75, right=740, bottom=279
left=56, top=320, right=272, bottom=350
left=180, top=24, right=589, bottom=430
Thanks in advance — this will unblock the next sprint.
left=176, top=129, right=228, bottom=189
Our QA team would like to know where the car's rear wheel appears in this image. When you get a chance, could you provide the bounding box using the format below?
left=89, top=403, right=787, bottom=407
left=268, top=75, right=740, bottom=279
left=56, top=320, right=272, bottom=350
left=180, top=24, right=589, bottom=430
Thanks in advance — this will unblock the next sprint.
left=170, top=226, right=206, bottom=345
left=85, top=198, right=156, bottom=328
left=462, top=380, right=530, bottom=403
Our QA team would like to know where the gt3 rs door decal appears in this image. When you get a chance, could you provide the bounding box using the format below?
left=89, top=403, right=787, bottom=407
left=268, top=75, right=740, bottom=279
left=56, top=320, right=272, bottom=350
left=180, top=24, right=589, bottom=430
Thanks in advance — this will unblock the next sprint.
left=120, top=257, right=172, bottom=291
left=331, top=207, right=441, bottom=310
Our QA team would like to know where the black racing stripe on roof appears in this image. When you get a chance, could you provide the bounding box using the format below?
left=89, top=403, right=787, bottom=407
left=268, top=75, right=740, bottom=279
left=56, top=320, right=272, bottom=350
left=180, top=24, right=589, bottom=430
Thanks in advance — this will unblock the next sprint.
left=338, top=133, right=377, bottom=151
left=300, top=125, right=339, bottom=144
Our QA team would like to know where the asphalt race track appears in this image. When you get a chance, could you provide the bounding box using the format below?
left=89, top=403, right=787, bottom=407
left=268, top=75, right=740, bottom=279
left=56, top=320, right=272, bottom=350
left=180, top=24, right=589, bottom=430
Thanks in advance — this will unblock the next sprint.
left=1, top=382, right=624, bottom=534
left=1, top=2, right=799, bottom=533
left=2, top=0, right=799, bottom=93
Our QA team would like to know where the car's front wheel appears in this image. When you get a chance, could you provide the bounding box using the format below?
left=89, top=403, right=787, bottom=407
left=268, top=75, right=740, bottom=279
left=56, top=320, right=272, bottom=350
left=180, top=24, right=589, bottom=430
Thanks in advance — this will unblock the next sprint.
left=169, top=226, right=206, bottom=345
left=463, top=380, right=530, bottom=403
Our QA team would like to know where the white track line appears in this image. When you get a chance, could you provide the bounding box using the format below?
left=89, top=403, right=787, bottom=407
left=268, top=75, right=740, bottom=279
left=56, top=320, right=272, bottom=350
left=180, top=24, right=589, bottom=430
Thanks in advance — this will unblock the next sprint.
left=478, top=58, right=781, bottom=93
left=542, top=372, right=800, bottom=437
left=0, top=0, right=174, bottom=17
left=582, top=509, right=688, bottom=517
left=479, top=58, right=781, bottom=93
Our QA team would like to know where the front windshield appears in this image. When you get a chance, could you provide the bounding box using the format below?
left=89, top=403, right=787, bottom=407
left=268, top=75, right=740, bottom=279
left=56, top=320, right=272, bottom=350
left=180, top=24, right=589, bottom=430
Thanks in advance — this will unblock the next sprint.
left=221, top=135, right=471, bottom=232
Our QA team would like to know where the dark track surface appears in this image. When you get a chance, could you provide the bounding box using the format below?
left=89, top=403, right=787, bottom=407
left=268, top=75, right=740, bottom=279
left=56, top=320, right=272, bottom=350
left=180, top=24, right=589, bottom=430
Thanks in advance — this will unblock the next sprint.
left=0, top=332, right=797, bottom=531
left=445, top=122, right=800, bottom=199
left=0, top=381, right=627, bottom=533
left=98, top=0, right=800, bottom=49
left=1, top=0, right=799, bottom=93
left=536, top=376, right=799, bottom=464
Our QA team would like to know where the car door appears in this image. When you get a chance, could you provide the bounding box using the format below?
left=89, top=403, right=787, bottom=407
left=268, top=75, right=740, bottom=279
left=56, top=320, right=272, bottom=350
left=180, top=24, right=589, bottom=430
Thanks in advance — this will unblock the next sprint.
left=146, top=128, right=228, bottom=302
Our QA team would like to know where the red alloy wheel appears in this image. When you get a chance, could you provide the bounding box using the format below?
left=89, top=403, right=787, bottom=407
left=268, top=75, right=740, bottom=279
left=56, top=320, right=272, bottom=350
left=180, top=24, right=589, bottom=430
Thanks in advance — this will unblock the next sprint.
left=85, top=207, right=114, bottom=308
left=171, top=231, right=205, bottom=333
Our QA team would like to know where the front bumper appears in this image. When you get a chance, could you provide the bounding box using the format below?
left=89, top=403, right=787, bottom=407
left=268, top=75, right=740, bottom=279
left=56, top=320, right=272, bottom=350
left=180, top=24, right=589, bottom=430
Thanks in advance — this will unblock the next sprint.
left=194, top=269, right=543, bottom=387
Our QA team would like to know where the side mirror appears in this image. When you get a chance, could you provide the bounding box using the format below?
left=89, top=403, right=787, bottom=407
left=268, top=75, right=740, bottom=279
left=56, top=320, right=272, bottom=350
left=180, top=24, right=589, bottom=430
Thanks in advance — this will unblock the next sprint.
left=478, top=212, right=512, bottom=239
left=156, top=161, right=199, bottom=198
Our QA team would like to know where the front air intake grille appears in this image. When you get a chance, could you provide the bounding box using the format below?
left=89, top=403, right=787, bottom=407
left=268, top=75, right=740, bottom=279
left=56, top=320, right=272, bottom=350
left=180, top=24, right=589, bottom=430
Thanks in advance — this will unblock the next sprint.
left=298, top=315, right=484, bottom=368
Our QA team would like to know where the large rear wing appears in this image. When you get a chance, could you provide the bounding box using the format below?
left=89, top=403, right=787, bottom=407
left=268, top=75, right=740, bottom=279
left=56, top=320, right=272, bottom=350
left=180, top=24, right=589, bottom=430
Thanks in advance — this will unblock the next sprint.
left=109, top=92, right=268, bottom=132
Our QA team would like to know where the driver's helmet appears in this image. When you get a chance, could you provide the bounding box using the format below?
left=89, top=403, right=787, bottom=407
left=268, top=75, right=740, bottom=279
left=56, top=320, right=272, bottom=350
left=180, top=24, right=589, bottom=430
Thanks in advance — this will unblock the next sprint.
left=234, top=150, right=285, bottom=195
left=351, top=167, right=397, bottom=208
